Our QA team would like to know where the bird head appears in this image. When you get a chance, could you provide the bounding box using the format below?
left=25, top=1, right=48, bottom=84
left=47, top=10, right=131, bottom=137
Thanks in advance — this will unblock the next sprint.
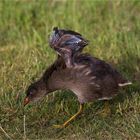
left=24, top=81, right=47, bottom=106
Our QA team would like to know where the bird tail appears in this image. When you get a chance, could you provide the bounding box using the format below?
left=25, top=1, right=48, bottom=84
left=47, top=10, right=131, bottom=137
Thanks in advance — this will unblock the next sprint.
left=113, top=70, right=132, bottom=87
left=118, top=82, right=132, bottom=87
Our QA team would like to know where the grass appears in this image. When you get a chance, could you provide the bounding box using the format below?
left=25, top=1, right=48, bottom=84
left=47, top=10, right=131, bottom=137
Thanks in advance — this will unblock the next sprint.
left=0, top=0, right=140, bottom=139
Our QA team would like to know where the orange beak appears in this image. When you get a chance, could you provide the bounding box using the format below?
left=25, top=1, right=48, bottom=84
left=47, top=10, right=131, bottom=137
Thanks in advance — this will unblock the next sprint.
left=24, top=97, right=30, bottom=106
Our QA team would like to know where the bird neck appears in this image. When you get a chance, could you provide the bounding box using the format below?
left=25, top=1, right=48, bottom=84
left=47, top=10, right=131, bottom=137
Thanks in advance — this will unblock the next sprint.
left=41, top=57, right=67, bottom=93
left=46, top=72, right=67, bottom=92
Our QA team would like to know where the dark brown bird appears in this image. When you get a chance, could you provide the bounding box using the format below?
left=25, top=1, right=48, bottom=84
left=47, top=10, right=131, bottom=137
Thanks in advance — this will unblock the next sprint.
left=49, top=27, right=89, bottom=67
left=24, top=53, right=132, bottom=128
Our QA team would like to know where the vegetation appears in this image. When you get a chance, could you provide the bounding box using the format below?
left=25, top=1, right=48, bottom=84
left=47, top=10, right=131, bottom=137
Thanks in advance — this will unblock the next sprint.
left=0, top=0, right=140, bottom=139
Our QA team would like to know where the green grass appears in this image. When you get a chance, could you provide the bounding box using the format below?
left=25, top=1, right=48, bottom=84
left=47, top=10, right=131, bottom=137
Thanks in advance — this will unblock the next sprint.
left=0, top=0, right=140, bottom=139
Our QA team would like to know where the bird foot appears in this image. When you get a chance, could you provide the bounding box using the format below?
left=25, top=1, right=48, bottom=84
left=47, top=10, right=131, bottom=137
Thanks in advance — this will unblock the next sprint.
left=97, top=102, right=111, bottom=118
left=98, top=107, right=111, bottom=118
left=53, top=124, right=65, bottom=128
left=53, top=104, right=83, bottom=128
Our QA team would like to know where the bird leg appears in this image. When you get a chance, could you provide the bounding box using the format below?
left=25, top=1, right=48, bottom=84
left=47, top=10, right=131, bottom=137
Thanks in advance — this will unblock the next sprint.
left=53, top=104, right=83, bottom=128
left=97, top=101, right=111, bottom=117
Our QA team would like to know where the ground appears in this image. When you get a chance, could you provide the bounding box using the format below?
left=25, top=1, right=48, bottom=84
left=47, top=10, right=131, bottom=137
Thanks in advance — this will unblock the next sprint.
left=0, top=0, right=140, bottom=139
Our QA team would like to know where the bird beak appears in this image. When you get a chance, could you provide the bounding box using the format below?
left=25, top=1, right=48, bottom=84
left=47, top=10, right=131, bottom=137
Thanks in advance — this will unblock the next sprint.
left=24, top=97, right=30, bottom=106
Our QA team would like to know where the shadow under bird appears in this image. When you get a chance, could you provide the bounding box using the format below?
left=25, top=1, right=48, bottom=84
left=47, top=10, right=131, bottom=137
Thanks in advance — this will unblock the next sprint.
left=24, top=53, right=132, bottom=128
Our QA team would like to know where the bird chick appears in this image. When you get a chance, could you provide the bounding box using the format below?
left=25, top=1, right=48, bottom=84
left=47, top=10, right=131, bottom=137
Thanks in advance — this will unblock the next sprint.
left=23, top=54, right=132, bottom=128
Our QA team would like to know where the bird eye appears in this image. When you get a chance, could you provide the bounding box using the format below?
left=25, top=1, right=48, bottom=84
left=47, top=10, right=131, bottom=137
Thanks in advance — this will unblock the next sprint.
left=30, top=88, right=37, bottom=95
left=30, top=91, right=33, bottom=95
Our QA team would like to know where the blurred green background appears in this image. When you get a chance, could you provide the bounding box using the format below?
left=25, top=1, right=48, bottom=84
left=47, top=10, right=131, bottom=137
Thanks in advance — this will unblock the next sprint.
left=0, top=0, right=140, bottom=139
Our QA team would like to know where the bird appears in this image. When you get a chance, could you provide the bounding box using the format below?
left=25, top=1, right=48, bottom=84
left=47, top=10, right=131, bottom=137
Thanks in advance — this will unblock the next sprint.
left=24, top=53, right=132, bottom=128
left=49, top=27, right=89, bottom=67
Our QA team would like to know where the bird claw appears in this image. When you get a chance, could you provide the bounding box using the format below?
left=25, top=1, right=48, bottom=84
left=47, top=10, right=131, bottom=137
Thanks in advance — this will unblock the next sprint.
left=98, top=110, right=111, bottom=118
left=97, top=106, right=111, bottom=118
left=96, top=101, right=111, bottom=118
left=53, top=124, right=65, bottom=128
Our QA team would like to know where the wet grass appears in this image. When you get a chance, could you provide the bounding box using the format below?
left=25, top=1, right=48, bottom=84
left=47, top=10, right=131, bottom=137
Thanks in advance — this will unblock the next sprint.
left=0, top=0, right=140, bottom=139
